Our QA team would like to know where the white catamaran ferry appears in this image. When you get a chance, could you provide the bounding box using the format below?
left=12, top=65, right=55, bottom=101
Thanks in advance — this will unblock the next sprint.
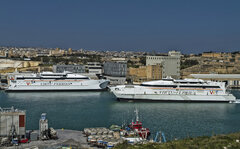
left=110, top=78, right=236, bottom=102
left=6, top=72, right=109, bottom=92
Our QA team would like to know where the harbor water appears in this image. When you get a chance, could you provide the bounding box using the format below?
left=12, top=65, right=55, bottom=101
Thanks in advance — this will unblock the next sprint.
left=0, top=90, right=240, bottom=140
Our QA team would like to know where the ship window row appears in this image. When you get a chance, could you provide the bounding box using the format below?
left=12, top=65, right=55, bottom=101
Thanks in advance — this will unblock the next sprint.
left=140, top=84, right=177, bottom=88
left=179, top=85, right=220, bottom=88
left=174, top=81, right=204, bottom=84
left=140, top=84, right=220, bottom=88
left=41, top=74, right=67, bottom=76
left=16, top=77, right=89, bottom=80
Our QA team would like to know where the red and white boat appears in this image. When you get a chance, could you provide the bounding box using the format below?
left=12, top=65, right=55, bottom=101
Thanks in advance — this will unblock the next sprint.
left=128, top=109, right=150, bottom=139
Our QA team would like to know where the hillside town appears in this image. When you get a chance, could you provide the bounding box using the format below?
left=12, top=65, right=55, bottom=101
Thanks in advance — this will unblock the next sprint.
left=0, top=46, right=240, bottom=88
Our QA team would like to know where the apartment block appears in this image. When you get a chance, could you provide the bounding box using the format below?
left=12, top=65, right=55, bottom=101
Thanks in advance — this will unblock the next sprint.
left=146, top=51, right=180, bottom=79
left=53, top=65, right=85, bottom=73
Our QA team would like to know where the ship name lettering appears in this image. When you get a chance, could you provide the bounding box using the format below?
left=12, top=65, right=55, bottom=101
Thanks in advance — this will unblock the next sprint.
left=158, top=91, right=194, bottom=95
left=40, top=83, right=72, bottom=85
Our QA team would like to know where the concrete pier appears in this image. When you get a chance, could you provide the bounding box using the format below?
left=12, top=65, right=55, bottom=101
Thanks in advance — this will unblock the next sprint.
left=7, top=129, right=97, bottom=149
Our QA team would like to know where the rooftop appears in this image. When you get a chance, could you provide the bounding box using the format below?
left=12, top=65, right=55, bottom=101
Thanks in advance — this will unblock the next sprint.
left=191, top=74, right=240, bottom=79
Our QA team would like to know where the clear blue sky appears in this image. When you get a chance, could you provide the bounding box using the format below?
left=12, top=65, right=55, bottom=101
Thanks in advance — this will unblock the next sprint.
left=0, top=0, right=240, bottom=53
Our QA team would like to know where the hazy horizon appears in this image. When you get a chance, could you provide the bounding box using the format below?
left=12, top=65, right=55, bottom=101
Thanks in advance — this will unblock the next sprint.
left=1, top=44, right=239, bottom=55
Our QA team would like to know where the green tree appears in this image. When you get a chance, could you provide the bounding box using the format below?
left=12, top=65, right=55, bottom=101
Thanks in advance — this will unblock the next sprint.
left=139, top=56, right=146, bottom=65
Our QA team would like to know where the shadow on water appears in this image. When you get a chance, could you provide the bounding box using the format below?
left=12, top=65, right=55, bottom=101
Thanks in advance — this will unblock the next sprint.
left=5, top=91, right=103, bottom=101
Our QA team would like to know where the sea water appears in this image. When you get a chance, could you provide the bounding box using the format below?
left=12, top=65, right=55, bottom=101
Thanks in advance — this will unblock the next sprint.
left=0, top=90, right=240, bottom=140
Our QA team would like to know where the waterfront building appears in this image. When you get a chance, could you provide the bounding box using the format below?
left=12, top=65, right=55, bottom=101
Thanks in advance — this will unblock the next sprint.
left=0, top=107, right=26, bottom=137
left=87, top=62, right=103, bottom=74
left=146, top=51, right=180, bottom=79
left=146, top=64, right=162, bottom=80
left=103, top=61, right=127, bottom=77
left=128, top=66, right=147, bottom=83
left=103, top=61, right=127, bottom=85
left=53, top=65, right=85, bottom=73
left=191, top=74, right=240, bottom=88
left=128, top=64, right=163, bottom=83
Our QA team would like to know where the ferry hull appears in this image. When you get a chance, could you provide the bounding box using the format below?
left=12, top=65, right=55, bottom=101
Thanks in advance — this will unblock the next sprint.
left=5, top=88, right=108, bottom=92
left=6, top=80, right=109, bottom=92
left=117, top=98, right=230, bottom=103
left=113, top=94, right=236, bottom=103
left=110, top=78, right=237, bottom=103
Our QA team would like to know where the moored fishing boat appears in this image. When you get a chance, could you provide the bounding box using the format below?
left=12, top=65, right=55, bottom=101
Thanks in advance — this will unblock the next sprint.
left=127, top=109, right=150, bottom=139
left=84, top=109, right=151, bottom=148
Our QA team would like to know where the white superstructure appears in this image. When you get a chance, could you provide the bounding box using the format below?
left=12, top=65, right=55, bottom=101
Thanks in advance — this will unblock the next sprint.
left=6, top=72, right=109, bottom=91
left=110, top=78, right=236, bottom=102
